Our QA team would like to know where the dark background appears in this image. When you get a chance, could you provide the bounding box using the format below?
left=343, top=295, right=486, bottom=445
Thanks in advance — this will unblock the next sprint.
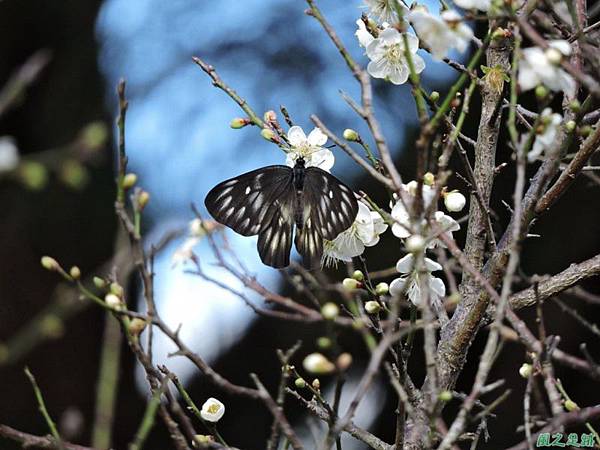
left=1, top=1, right=599, bottom=449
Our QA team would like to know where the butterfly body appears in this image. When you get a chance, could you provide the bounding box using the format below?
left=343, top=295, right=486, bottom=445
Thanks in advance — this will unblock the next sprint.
left=205, top=157, right=358, bottom=268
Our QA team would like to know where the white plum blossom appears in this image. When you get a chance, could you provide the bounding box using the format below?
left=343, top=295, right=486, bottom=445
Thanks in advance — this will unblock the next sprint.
left=200, top=398, right=225, bottom=423
left=355, top=19, right=375, bottom=48
left=364, top=0, right=408, bottom=24
left=365, top=28, right=425, bottom=85
left=303, top=352, right=336, bottom=374
left=518, top=40, right=576, bottom=98
left=390, top=181, right=436, bottom=239
left=0, top=137, right=20, bottom=173
left=453, top=0, right=491, bottom=11
left=322, top=201, right=387, bottom=265
left=285, top=126, right=334, bottom=172
left=389, top=253, right=446, bottom=307
left=528, top=108, right=562, bottom=162
left=171, top=219, right=209, bottom=267
left=432, top=211, right=460, bottom=248
left=409, top=9, right=473, bottom=60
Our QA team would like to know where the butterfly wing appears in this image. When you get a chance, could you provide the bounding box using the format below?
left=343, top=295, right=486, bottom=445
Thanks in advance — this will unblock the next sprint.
left=302, top=167, right=359, bottom=241
left=204, top=166, right=293, bottom=237
left=257, top=189, right=295, bottom=268
left=294, top=216, right=323, bottom=268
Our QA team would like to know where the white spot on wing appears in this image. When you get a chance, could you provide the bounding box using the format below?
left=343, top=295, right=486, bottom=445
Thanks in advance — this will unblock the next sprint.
left=245, top=186, right=251, bottom=195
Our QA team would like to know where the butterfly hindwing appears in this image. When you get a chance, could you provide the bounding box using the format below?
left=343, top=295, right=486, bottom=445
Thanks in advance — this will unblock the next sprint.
left=204, top=166, right=293, bottom=237
left=294, top=215, right=323, bottom=268
left=257, top=189, right=295, bottom=268
left=302, top=167, right=359, bottom=240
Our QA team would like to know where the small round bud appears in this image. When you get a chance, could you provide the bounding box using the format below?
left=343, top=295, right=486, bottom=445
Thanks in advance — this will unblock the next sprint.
left=519, top=363, right=533, bottom=378
left=564, top=399, right=579, bottom=412
left=294, top=377, right=307, bottom=389
left=544, top=47, right=563, bottom=65
left=439, top=390, right=453, bottom=402
left=365, top=301, right=381, bottom=314
left=343, top=129, right=359, bottom=142
left=405, top=234, right=426, bottom=253
left=123, top=173, right=137, bottom=189
left=430, top=91, right=440, bottom=102
left=312, top=378, right=321, bottom=390
left=60, top=160, right=89, bottom=190
left=69, top=266, right=81, bottom=280
left=321, top=302, right=339, bottom=320
left=19, top=161, right=48, bottom=191
left=80, top=121, right=108, bottom=151
left=579, top=125, right=592, bottom=138
left=93, top=277, right=107, bottom=289
left=110, top=282, right=124, bottom=298
left=317, top=337, right=333, bottom=350
left=263, top=110, right=277, bottom=122
left=444, top=191, right=466, bottom=212
left=450, top=97, right=461, bottom=109
left=375, top=282, right=389, bottom=296
left=342, top=278, right=360, bottom=290
left=565, top=120, right=576, bottom=133
left=336, top=353, right=353, bottom=371
left=423, top=172, right=435, bottom=186
left=193, top=435, right=214, bottom=447
left=491, top=27, right=507, bottom=40
left=138, top=190, right=150, bottom=209
left=535, top=85, right=549, bottom=101
left=230, top=117, right=250, bottom=129
left=41, top=256, right=60, bottom=271
left=352, top=270, right=364, bottom=281
left=569, top=100, right=581, bottom=113
left=302, top=353, right=335, bottom=375
left=41, top=315, right=64, bottom=338
left=260, top=128, right=276, bottom=142
left=128, top=318, right=147, bottom=336
left=105, top=293, right=122, bottom=309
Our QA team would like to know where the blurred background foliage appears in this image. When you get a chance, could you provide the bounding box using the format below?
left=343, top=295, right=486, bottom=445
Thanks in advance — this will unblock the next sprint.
left=0, top=1, right=599, bottom=449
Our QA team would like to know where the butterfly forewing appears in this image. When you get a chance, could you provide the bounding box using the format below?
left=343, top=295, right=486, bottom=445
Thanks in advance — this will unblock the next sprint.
left=205, top=166, right=293, bottom=237
left=302, top=167, right=359, bottom=240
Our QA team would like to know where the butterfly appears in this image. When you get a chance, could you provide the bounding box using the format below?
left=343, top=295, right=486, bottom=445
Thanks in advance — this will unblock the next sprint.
left=205, top=157, right=359, bottom=268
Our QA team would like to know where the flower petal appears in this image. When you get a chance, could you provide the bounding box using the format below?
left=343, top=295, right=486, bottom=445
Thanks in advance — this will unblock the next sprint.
left=287, top=126, right=307, bottom=147
left=308, top=148, right=334, bottom=171
left=308, top=127, right=328, bottom=146
left=389, top=276, right=408, bottom=296
left=396, top=253, right=414, bottom=273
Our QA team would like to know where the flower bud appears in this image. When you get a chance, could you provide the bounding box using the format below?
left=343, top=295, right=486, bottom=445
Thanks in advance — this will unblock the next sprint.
left=312, top=378, right=321, bottom=390
left=41, top=315, right=64, bottom=338
left=519, top=363, right=532, bottom=378
left=302, top=353, right=335, bottom=375
left=565, top=120, right=576, bottom=133
left=263, top=110, right=277, bottom=122
left=41, top=256, right=60, bottom=271
left=375, top=282, right=389, bottom=296
left=80, top=121, right=108, bottom=151
left=137, top=190, right=150, bottom=209
left=123, top=173, right=137, bottom=189
left=491, top=27, right=508, bottom=41
left=564, top=399, right=579, bottom=412
left=336, top=353, right=353, bottom=371
left=60, top=160, right=89, bottom=190
left=343, top=129, right=359, bottom=142
left=110, top=282, right=124, bottom=298
left=230, top=117, right=250, bottom=129
left=545, top=47, right=563, bottom=65
left=405, top=234, right=426, bottom=253
left=342, top=278, right=360, bottom=290
left=321, top=302, right=339, bottom=320
left=579, top=125, right=592, bottom=138
left=105, top=293, right=122, bottom=309
left=439, top=390, right=453, bottom=402
left=200, top=397, right=225, bottom=422
left=93, top=277, right=107, bottom=289
left=317, top=337, right=332, bottom=350
left=260, top=128, right=276, bottom=142
left=444, top=191, right=466, bottom=212
left=69, top=266, right=81, bottom=280
left=128, top=318, right=147, bottom=336
left=535, top=85, right=549, bottom=101
left=294, top=377, right=307, bottom=389
left=193, top=435, right=214, bottom=447
left=365, top=301, right=381, bottom=314
left=352, top=270, right=364, bottom=281
left=569, top=100, right=581, bottom=113
left=423, top=172, right=435, bottom=186
left=430, top=91, right=440, bottom=102
left=19, top=161, right=48, bottom=191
